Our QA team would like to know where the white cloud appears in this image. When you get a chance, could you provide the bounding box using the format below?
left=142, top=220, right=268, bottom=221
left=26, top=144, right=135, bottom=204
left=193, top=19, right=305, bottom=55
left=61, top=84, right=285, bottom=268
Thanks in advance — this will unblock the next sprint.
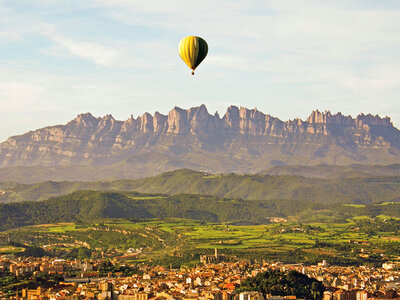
left=48, top=33, right=120, bottom=67
left=100, top=0, right=400, bottom=89
left=0, top=10, right=125, bottom=67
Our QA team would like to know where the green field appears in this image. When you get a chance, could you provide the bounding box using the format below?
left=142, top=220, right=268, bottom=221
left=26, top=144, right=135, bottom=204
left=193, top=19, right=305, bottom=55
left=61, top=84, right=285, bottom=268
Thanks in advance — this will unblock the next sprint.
left=0, top=245, right=25, bottom=255
left=342, top=204, right=366, bottom=208
left=41, top=223, right=80, bottom=233
left=127, top=196, right=167, bottom=200
left=7, top=217, right=395, bottom=250
left=5, top=215, right=400, bottom=266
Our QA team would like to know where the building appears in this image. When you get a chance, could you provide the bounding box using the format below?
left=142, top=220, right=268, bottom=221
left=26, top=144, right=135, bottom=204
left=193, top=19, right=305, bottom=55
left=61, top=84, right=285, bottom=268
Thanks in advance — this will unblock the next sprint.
left=333, top=290, right=347, bottom=300
left=238, top=292, right=264, bottom=300
left=356, top=291, right=368, bottom=300
left=200, top=249, right=227, bottom=264
left=22, top=287, right=44, bottom=300
left=118, top=293, right=149, bottom=300
left=323, top=291, right=333, bottom=300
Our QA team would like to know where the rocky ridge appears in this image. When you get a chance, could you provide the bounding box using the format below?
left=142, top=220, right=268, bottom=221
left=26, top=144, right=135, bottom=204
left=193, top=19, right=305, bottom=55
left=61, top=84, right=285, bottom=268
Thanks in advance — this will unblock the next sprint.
left=0, top=105, right=399, bottom=175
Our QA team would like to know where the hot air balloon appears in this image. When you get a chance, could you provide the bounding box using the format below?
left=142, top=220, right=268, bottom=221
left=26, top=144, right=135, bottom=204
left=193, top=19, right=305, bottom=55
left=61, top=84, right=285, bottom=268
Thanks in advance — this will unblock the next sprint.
left=178, top=36, right=208, bottom=75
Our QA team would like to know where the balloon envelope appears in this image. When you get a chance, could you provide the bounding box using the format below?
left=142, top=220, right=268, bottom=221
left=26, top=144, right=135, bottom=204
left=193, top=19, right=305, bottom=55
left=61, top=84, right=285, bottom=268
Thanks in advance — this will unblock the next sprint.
left=178, top=36, right=208, bottom=74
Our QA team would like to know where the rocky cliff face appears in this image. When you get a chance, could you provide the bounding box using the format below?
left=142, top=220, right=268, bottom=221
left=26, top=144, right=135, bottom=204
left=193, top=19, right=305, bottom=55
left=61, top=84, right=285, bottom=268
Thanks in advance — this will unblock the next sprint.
left=1, top=105, right=400, bottom=174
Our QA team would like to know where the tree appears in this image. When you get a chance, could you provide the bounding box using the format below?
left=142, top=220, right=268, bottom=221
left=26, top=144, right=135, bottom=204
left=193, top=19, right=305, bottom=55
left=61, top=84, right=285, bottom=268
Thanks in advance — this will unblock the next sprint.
left=236, top=270, right=325, bottom=300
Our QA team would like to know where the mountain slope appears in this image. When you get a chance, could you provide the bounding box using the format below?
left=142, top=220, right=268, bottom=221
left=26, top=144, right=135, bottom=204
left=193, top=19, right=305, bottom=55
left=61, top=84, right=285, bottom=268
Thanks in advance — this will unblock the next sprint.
left=263, top=163, right=400, bottom=178
left=2, top=190, right=400, bottom=231
left=2, top=169, right=400, bottom=204
left=0, top=191, right=316, bottom=230
left=1, top=105, right=400, bottom=181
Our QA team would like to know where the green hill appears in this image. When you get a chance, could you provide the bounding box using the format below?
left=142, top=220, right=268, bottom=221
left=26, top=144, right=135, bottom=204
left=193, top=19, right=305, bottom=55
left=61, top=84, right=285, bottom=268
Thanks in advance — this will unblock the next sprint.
left=263, top=163, right=400, bottom=178
left=0, top=191, right=310, bottom=230
left=2, top=189, right=400, bottom=230
left=2, top=169, right=400, bottom=204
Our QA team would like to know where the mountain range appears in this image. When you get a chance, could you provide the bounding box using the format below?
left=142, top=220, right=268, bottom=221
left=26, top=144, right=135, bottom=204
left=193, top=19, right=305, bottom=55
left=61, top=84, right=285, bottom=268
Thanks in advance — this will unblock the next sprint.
left=1, top=105, right=400, bottom=182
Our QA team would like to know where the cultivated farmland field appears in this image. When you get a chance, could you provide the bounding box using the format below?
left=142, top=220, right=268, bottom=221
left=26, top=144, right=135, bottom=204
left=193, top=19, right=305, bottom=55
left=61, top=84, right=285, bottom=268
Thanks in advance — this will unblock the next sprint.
left=4, top=215, right=400, bottom=266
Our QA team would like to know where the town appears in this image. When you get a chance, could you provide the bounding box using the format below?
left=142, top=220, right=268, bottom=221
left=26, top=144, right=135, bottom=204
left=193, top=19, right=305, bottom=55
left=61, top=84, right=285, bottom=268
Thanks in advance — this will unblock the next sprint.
left=1, top=249, right=400, bottom=300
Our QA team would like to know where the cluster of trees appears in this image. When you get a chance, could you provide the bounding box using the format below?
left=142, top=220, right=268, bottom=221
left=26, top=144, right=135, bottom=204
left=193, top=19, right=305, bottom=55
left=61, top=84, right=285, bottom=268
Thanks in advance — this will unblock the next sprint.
left=66, top=247, right=93, bottom=259
left=98, top=260, right=141, bottom=277
left=236, top=270, right=325, bottom=299
left=0, top=270, right=63, bottom=294
left=354, top=218, right=400, bottom=233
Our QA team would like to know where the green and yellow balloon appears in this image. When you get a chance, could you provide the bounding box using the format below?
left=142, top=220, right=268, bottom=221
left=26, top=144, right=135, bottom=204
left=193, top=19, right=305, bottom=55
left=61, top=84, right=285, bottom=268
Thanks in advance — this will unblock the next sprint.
left=178, top=36, right=208, bottom=75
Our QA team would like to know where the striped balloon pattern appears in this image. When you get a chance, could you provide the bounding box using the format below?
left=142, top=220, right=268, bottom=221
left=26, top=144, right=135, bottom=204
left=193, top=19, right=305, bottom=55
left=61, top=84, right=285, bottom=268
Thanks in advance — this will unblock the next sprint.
left=178, top=36, right=208, bottom=75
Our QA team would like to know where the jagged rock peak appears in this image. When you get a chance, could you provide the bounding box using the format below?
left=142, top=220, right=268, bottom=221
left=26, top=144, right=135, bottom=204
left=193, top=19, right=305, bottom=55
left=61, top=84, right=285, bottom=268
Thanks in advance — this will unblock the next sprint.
left=223, top=105, right=240, bottom=128
left=102, top=114, right=115, bottom=120
left=65, top=106, right=396, bottom=132
left=1, top=104, right=400, bottom=171
left=140, top=112, right=154, bottom=133
left=126, top=114, right=136, bottom=122
left=356, top=113, right=392, bottom=127
left=305, top=110, right=394, bottom=128
left=73, top=112, right=97, bottom=123
left=306, top=110, right=353, bottom=126
left=307, top=110, right=329, bottom=123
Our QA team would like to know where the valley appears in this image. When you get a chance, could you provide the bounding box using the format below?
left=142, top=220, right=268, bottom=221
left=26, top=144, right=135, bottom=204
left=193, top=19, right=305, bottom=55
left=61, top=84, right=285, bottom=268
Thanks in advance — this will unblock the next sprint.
left=3, top=215, right=400, bottom=268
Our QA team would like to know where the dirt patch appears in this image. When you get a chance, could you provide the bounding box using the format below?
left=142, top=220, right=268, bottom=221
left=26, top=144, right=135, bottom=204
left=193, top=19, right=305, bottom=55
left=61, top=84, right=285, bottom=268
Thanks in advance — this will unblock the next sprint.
left=381, top=237, right=400, bottom=241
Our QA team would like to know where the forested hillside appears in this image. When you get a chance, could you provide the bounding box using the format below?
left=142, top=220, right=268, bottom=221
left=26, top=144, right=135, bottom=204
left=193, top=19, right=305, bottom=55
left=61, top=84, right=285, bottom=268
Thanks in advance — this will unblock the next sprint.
left=1, top=190, right=400, bottom=230
left=2, top=169, right=400, bottom=204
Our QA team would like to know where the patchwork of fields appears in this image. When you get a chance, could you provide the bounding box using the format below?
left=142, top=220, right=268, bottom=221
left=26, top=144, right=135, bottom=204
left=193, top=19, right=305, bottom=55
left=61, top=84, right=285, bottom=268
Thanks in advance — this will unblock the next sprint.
left=4, top=215, right=400, bottom=266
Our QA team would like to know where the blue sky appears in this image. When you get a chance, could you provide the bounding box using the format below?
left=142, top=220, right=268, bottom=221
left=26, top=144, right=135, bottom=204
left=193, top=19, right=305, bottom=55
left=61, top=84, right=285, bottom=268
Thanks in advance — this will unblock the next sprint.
left=0, top=0, right=400, bottom=141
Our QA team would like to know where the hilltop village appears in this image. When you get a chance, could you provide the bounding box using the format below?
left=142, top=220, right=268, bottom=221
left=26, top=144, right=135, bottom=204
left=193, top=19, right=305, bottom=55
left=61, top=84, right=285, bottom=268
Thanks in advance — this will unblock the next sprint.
left=1, top=251, right=400, bottom=300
